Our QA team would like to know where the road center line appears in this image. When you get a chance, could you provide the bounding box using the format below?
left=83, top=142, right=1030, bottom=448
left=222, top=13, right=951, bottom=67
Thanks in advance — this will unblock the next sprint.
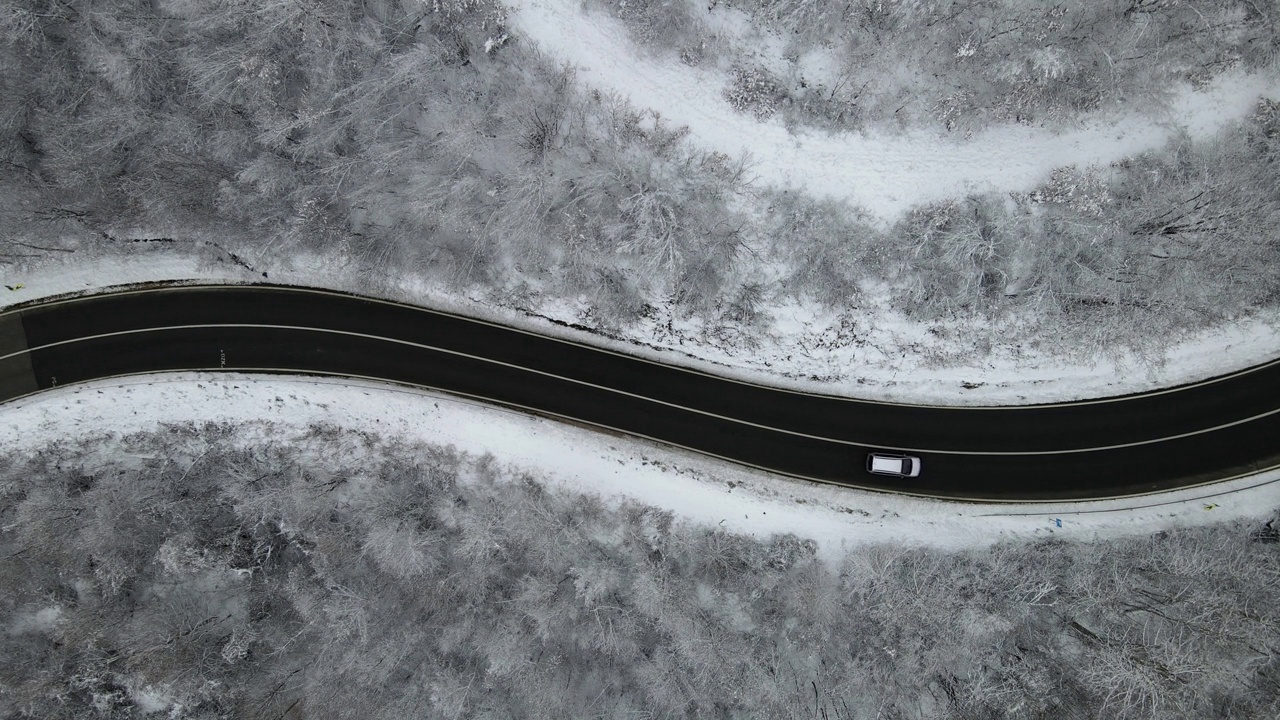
left=7, top=322, right=1279, bottom=456
left=5, top=284, right=1279, bottom=409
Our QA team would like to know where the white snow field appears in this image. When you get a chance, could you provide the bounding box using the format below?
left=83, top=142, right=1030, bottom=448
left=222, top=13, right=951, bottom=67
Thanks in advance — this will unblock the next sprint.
left=2, top=373, right=1275, bottom=557
left=511, top=0, right=1280, bottom=222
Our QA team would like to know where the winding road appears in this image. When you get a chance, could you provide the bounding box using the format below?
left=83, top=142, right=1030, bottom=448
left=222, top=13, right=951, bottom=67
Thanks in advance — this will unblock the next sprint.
left=2, top=285, right=1278, bottom=501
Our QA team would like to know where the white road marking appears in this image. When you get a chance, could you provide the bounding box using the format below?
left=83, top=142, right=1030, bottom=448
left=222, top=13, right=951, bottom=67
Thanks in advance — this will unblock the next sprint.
left=4, top=367, right=1276, bottom=504
left=6, top=321, right=1280, bottom=456
left=3, top=284, right=1278, bottom=408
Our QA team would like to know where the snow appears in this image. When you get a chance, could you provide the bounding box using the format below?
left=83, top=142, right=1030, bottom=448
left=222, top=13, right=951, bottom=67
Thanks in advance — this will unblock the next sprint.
left=692, top=0, right=794, bottom=78
left=126, top=685, right=175, bottom=715
left=510, top=0, right=1280, bottom=223
left=3, top=5, right=1277, bottom=407
left=4, top=246, right=1279, bottom=407
left=2, top=373, right=1275, bottom=558
left=0, top=253, right=244, bottom=303
left=2, top=1, right=1278, bottom=549
left=6, top=606, right=63, bottom=635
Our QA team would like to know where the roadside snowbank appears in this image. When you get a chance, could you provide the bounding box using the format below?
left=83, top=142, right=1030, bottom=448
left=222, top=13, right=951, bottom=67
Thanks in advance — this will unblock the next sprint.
left=4, top=252, right=1278, bottom=406
left=511, top=0, right=1280, bottom=222
left=2, top=372, right=1275, bottom=556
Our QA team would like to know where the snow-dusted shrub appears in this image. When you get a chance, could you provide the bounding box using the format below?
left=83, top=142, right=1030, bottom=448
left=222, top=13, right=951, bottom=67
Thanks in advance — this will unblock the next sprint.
left=723, top=281, right=767, bottom=324
left=586, top=0, right=711, bottom=59
left=935, top=90, right=974, bottom=132
left=422, top=0, right=509, bottom=46
left=1030, top=164, right=1114, bottom=217
left=615, top=183, right=685, bottom=271
left=519, top=106, right=561, bottom=164
left=896, top=198, right=1007, bottom=317
left=767, top=192, right=873, bottom=309
left=364, top=521, right=440, bottom=579
left=1250, top=97, right=1280, bottom=162
left=584, top=267, right=649, bottom=329
left=725, top=64, right=787, bottom=120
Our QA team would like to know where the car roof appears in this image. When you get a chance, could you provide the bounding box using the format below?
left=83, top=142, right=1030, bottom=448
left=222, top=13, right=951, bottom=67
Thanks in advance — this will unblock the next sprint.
left=870, top=456, right=904, bottom=473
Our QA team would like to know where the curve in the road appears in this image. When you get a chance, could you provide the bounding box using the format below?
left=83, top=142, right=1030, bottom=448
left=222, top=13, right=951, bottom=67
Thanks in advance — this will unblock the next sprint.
left=2, top=284, right=1278, bottom=501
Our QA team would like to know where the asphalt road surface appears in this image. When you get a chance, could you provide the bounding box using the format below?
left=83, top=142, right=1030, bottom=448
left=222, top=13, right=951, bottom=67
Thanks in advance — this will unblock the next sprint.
left=2, top=285, right=1278, bottom=501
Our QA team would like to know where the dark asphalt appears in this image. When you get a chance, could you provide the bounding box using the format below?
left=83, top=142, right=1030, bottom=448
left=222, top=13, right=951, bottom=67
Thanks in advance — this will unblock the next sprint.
left=3, top=285, right=1278, bottom=500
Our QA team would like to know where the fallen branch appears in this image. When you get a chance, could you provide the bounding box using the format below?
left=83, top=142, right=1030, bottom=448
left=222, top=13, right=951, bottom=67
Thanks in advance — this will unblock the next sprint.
left=6, top=239, right=75, bottom=253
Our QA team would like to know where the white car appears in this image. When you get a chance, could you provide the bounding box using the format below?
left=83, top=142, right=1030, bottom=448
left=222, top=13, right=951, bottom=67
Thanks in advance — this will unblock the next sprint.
left=866, top=453, right=922, bottom=478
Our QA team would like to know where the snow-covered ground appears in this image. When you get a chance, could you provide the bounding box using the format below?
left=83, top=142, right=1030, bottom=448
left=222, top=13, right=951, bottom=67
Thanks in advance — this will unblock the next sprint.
left=4, top=2, right=1278, bottom=407
left=3, top=372, right=1275, bottom=557
left=5, top=247, right=1279, bottom=406
left=3, top=0, right=1278, bottom=547
left=511, top=0, right=1280, bottom=222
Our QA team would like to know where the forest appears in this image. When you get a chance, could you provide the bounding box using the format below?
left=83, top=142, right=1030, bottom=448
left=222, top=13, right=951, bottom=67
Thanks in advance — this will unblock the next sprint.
left=599, top=0, right=1279, bottom=134
left=1, top=0, right=1278, bottom=369
left=2, top=423, right=1278, bottom=718
left=2, top=4, right=1280, bottom=715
